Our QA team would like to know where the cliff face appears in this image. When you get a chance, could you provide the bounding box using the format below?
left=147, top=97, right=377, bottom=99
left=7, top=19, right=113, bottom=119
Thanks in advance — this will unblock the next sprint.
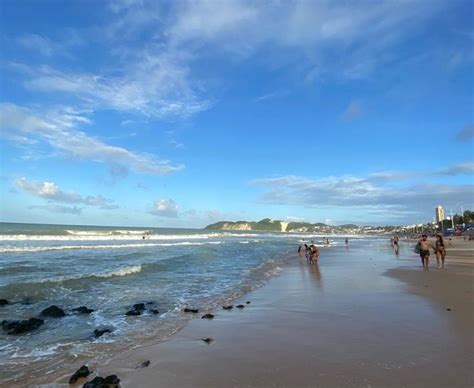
left=205, top=219, right=396, bottom=234
left=219, top=223, right=253, bottom=231
left=205, top=219, right=284, bottom=232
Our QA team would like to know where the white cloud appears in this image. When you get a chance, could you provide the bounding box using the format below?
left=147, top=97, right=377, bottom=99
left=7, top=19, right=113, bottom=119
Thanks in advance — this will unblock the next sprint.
left=0, top=103, right=184, bottom=175
left=16, top=52, right=210, bottom=119
left=16, top=177, right=82, bottom=203
left=251, top=164, right=474, bottom=221
left=149, top=198, right=179, bottom=218
left=16, top=177, right=117, bottom=210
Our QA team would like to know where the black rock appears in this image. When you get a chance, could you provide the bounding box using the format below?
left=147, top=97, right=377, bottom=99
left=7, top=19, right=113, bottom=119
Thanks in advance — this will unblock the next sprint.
left=236, top=304, right=245, bottom=309
left=446, top=308, right=452, bottom=311
left=146, top=301, right=154, bottom=305
left=40, top=305, right=66, bottom=317
left=126, top=309, right=141, bottom=316
left=201, top=313, right=214, bottom=319
left=202, top=337, right=213, bottom=344
left=0, top=299, right=8, bottom=306
left=83, top=376, right=105, bottom=388
left=93, top=328, right=112, bottom=338
left=183, top=308, right=199, bottom=313
left=135, top=360, right=150, bottom=369
left=133, top=303, right=145, bottom=311
left=149, top=309, right=160, bottom=315
left=246, top=301, right=251, bottom=304
left=72, top=306, right=94, bottom=314
left=222, top=305, right=233, bottom=310
left=104, top=375, right=120, bottom=387
left=69, top=365, right=90, bottom=384
left=2, top=318, right=44, bottom=334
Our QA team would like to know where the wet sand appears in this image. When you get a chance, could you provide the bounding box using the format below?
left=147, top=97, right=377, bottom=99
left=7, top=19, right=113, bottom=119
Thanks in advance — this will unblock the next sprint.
left=54, top=239, right=473, bottom=388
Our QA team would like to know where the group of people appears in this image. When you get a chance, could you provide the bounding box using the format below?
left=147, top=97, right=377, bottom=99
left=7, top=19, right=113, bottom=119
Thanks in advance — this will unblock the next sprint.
left=298, top=242, right=320, bottom=265
left=417, top=234, right=446, bottom=269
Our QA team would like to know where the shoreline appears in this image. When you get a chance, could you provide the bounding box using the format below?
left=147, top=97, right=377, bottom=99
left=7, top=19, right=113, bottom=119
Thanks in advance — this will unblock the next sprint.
left=58, top=239, right=473, bottom=387
left=3, top=238, right=473, bottom=387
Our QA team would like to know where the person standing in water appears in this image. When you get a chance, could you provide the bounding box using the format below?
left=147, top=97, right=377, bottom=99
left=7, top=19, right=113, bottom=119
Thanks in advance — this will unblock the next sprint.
left=309, top=244, right=320, bottom=265
left=435, top=234, right=446, bottom=269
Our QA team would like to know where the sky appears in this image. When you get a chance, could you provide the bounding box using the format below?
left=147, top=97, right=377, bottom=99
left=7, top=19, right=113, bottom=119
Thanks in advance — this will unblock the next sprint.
left=0, top=0, right=473, bottom=228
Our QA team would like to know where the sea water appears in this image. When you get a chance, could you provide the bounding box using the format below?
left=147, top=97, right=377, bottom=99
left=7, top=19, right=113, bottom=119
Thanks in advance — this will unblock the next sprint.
left=0, top=222, right=360, bottom=383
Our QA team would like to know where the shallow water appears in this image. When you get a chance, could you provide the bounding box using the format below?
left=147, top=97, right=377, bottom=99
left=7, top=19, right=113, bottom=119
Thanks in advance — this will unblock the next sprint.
left=0, top=222, right=362, bottom=384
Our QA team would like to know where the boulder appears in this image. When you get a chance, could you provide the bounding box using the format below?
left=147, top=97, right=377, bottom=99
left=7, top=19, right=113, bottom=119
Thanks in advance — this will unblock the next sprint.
left=40, top=305, right=66, bottom=317
left=93, top=328, right=112, bottom=338
left=135, top=360, right=150, bottom=369
left=236, top=304, right=245, bottom=309
left=104, top=375, right=120, bottom=387
left=133, top=303, right=145, bottom=311
left=202, top=337, right=213, bottom=344
left=149, top=309, right=160, bottom=315
left=72, top=306, right=94, bottom=314
left=246, top=301, right=251, bottom=304
left=2, top=318, right=44, bottom=334
left=83, top=375, right=120, bottom=388
left=83, top=376, right=104, bottom=388
left=201, top=313, right=214, bottom=319
left=0, top=299, right=8, bottom=306
left=222, top=305, right=233, bottom=310
left=125, top=309, right=141, bottom=316
left=69, top=365, right=90, bottom=384
left=183, top=308, right=199, bottom=313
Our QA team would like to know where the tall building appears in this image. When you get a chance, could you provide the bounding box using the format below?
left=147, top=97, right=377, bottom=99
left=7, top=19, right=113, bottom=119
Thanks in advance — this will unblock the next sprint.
left=435, top=206, right=445, bottom=223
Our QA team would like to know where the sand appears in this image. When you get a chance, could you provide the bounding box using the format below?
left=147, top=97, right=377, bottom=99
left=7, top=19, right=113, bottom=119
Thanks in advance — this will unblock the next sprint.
left=54, top=238, right=472, bottom=388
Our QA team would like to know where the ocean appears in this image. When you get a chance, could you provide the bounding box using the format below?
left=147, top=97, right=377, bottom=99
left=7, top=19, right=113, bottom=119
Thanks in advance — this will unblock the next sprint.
left=0, top=222, right=362, bottom=383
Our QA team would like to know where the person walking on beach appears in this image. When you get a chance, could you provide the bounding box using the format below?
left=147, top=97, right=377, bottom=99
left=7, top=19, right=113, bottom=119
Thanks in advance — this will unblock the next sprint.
left=418, top=234, right=434, bottom=269
left=435, top=234, right=447, bottom=269
left=393, top=235, right=400, bottom=255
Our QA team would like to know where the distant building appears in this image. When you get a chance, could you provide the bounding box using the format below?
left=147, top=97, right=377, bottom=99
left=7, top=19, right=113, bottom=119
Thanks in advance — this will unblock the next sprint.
left=435, top=206, right=445, bottom=223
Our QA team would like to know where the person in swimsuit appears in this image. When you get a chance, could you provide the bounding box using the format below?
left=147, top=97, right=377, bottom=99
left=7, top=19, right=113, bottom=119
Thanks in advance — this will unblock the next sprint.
left=309, top=244, right=320, bottom=265
left=435, top=234, right=446, bottom=269
left=393, top=235, right=400, bottom=255
left=418, top=234, right=434, bottom=269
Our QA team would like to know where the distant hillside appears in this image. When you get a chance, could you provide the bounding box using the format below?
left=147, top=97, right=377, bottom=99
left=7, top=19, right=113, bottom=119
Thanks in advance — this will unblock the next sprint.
left=205, top=219, right=395, bottom=234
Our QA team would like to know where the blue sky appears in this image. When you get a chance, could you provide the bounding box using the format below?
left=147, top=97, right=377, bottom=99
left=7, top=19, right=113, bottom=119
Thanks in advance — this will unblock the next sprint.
left=0, top=0, right=473, bottom=228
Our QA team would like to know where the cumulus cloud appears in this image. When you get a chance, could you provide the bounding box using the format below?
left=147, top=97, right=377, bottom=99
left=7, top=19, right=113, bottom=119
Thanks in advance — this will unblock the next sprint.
left=0, top=103, right=184, bottom=175
left=16, top=177, right=117, bottom=210
left=149, top=198, right=179, bottom=218
left=455, top=124, right=474, bottom=142
left=16, top=177, right=82, bottom=203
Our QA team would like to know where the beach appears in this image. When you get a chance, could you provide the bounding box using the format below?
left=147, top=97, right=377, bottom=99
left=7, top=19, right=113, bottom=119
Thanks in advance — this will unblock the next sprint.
left=31, top=237, right=473, bottom=388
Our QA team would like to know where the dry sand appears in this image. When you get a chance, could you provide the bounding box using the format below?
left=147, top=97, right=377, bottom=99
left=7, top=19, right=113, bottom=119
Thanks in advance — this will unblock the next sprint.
left=54, top=238, right=474, bottom=388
